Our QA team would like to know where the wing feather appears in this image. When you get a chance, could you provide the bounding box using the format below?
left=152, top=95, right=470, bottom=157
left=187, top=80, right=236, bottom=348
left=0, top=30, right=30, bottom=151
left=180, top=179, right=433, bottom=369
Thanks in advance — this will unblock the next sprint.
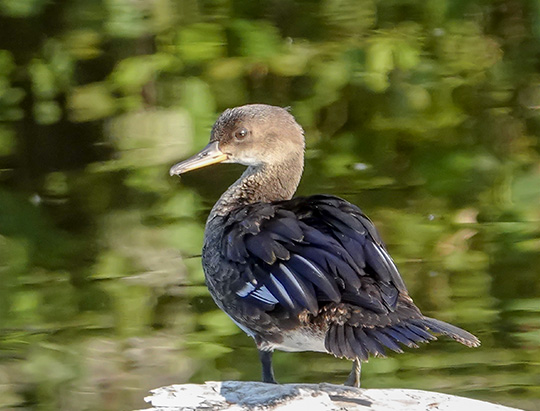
left=221, top=195, right=408, bottom=317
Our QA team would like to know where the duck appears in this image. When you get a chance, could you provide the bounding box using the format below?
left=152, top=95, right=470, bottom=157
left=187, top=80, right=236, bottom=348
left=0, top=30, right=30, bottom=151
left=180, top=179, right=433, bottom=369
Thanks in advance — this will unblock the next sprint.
left=169, top=104, right=480, bottom=387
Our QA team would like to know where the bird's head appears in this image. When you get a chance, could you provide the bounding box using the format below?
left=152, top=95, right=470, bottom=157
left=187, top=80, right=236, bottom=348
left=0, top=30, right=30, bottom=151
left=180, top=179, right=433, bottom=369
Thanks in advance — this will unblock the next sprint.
left=170, top=104, right=305, bottom=176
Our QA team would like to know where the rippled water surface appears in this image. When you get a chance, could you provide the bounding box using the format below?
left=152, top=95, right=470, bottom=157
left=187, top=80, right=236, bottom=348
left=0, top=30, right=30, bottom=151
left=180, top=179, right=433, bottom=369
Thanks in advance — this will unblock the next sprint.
left=1, top=1, right=540, bottom=410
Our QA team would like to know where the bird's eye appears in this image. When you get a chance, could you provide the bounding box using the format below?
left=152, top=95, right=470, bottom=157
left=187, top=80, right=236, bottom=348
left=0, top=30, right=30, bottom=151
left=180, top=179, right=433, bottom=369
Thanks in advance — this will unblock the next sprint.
left=234, top=128, right=249, bottom=140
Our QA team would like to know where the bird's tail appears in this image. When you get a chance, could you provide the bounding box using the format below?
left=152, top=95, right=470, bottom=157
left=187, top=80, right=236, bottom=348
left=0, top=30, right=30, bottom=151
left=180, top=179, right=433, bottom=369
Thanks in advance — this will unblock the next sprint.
left=325, top=317, right=480, bottom=361
left=420, top=316, right=480, bottom=348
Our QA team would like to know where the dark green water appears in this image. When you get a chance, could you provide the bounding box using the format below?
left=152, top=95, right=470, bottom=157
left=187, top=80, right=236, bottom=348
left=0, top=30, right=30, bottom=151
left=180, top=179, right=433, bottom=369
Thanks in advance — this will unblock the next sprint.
left=1, top=1, right=540, bottom=410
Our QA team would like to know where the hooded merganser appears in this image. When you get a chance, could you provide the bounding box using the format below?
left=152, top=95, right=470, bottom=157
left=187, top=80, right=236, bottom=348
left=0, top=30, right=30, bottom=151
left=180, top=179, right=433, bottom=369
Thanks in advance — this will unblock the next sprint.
left=170, top=104, right=480, bottom=387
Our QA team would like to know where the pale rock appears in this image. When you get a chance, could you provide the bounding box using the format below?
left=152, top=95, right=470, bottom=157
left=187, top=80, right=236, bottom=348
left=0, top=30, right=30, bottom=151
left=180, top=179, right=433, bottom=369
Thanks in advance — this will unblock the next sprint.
left=139, top=381, right=521, bottom=411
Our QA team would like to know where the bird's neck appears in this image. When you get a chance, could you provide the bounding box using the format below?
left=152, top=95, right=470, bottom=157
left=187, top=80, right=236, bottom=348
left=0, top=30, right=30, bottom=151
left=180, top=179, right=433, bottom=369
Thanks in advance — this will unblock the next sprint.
left=209, top=153, right=304, bottom=218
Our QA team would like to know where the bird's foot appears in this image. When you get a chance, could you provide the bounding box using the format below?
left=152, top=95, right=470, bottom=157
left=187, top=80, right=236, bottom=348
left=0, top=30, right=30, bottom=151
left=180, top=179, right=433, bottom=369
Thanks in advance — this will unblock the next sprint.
left=344, top=359, right=361, bottom=388
left=343, top=374, right=361, bottom=388
left=259, top=349, right=278, bottom=384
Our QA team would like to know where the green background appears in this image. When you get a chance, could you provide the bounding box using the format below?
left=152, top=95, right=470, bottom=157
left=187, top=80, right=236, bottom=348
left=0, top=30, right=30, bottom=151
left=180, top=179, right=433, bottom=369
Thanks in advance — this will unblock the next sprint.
left=0, top=0, right=539, bottom=409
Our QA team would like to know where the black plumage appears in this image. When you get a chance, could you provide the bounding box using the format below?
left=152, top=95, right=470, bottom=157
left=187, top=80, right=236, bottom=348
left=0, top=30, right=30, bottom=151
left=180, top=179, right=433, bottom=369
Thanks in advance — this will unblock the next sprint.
left=170, top=104, right=480, bottom=387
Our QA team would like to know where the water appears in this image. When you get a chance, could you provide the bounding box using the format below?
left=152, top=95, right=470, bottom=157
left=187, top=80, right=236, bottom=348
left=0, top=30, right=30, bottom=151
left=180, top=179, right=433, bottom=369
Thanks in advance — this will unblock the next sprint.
left=1, top=1, right=540, bottom=410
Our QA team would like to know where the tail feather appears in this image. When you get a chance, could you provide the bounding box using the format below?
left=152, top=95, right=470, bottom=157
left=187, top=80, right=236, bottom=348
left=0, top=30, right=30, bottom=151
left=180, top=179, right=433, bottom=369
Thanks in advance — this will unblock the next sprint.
left=325, top=317, right=480, bottom=361
left=415, top=317, right=481, bottom=348
left=383, top=326, right=420, bottom=348
left=365, top=328, right=403, bottom=354
left=406, top=323, right=438, bottom=342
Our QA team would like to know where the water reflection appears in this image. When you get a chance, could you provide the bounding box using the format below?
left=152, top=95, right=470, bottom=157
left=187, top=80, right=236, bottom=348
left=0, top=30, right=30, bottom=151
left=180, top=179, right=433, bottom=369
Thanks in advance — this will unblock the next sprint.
left=1, top=0, right=540, bottom=410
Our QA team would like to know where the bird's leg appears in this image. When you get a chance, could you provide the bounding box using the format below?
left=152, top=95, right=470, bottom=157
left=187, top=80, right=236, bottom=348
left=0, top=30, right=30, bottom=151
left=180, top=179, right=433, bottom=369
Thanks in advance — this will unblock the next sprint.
left=344, top=358, right=361, bottom=388
left=258, top=349, right=277, bottom=384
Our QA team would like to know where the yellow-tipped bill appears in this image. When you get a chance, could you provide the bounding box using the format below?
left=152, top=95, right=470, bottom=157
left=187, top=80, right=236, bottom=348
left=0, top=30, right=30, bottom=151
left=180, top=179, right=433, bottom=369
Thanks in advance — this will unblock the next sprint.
left=169, top=141, right=229, bottom=176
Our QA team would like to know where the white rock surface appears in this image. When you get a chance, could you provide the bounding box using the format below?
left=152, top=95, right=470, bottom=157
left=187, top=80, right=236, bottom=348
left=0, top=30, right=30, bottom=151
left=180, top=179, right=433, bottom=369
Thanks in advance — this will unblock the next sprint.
left=140, top=381, right=521, bottom=411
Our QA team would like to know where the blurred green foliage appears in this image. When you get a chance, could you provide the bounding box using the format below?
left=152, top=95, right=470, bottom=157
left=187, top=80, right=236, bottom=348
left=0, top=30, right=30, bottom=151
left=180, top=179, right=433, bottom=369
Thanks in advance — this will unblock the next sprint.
left=0, top=0, right=540, bottom=410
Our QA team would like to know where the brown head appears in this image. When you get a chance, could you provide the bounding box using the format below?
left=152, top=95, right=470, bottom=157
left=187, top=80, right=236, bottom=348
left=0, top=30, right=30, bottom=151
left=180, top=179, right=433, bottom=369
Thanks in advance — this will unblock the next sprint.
left=169, top=104, right=305, bottom=176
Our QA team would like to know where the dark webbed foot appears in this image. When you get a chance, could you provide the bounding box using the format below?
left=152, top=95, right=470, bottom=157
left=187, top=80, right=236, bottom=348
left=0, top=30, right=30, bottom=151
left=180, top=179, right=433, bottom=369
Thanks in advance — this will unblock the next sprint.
left=344, top=359, right=361, bottom=388
left=258, top=349, right=278, bottom=384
